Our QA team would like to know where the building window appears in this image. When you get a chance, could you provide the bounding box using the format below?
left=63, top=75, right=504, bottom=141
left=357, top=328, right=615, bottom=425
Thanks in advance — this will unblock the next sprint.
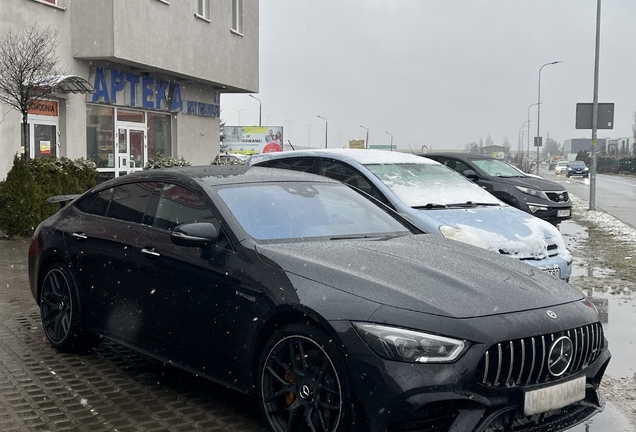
left=148, top=113, right=172, bottom=160
left=86, top=105, right=114, bottom=168
left=231, top=0, right=243, bottom=33
left=196, top=0, right=210, bottom=20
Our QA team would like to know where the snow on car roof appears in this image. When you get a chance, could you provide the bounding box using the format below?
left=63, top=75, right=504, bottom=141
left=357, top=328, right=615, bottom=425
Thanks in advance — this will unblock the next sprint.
left=251, top=149, right=439, bottom=165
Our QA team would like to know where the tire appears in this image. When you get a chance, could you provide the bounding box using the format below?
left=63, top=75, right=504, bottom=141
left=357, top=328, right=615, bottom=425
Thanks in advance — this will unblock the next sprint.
left=40, top=263, right=101, bottom=352
left=258, top=324, right=352, bottom=432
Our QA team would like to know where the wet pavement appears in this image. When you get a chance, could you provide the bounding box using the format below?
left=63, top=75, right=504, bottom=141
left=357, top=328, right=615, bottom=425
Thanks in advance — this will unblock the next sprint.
left=0, top=233, right=634, bottom=431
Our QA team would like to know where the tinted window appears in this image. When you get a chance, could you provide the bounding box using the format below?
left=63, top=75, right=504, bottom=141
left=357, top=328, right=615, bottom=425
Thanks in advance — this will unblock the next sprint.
left=319, top=160, right=385, bottom=203
left=74, top=188, right=114, bottom=216
left=106, top=182, right=155, bottom=224
left=265, top=158, right=315, bottom=173
left=153, top=184, right=215, bottom=231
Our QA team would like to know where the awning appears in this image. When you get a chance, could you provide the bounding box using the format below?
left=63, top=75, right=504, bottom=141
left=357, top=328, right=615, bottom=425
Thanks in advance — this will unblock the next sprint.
left=25, top=75, right=95, bottom=94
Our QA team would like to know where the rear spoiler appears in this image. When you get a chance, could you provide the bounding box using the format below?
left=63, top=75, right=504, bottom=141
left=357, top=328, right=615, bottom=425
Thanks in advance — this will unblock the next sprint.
left=47, top=194, right=81, bottom=209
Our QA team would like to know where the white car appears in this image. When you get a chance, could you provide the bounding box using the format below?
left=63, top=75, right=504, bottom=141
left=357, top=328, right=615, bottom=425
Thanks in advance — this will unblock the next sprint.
left=555, top=161, right=570, bottom=175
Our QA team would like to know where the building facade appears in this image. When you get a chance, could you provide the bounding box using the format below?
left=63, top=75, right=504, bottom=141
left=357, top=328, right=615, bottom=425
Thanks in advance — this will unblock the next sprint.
left=0, top=0, right=258, bottom=182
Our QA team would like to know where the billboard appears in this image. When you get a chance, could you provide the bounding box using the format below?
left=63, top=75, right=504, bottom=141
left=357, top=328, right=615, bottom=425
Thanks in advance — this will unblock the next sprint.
left=349, top=139, right=365, bottom=149
left=222, top=126, right=284, bottom=154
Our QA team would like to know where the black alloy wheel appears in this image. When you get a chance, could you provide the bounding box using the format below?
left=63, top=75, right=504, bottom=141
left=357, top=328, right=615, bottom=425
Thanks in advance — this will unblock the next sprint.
left=40, top=263, right=101, bottom=352
left=258, top=324, right=351, bottom=432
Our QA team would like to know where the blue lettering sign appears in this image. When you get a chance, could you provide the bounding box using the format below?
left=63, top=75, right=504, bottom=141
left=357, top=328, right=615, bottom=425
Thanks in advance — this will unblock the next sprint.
left=142, top=77, right=154, bottom=109
left=125, top=73, right=140, bottom=107
left=155, top=80, right=168, bottom=110
left=171, top=84, right=183, bottom=111
left=110, top=70, right=125, bottom=103
left=92, top=67, right=109, bottom=103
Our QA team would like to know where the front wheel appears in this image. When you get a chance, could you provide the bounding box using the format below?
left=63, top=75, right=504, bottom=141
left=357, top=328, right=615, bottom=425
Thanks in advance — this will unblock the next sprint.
left=40, top=263, right=101, bottom=352
left=258, top=324, right=352, bottom=432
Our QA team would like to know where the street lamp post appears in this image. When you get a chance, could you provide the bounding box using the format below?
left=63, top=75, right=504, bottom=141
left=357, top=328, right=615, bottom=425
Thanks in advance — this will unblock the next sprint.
left=248, top=94, right=261, bottom=127
left=305, top=124, right=313, bottom=148
left=526, top=102, right=540, bottom=170
left=385, top=131, right=393, bottom=151
left=360, top=125, right=369, bottom=149
left=262, top=114, right=274, bottom=125
left=285, top=119, right=295, bottom=143
left=536, top=61, right=561, bottom=175
left=317, top=115, right=328, bottom=148
left=234, top=108, right=246, bottom=126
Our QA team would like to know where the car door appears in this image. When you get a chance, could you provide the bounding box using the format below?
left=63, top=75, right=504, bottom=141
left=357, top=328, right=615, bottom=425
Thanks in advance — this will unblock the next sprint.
left=63, top=182, right=155, bottom=338
left=132, top=182, right=240, bottom=375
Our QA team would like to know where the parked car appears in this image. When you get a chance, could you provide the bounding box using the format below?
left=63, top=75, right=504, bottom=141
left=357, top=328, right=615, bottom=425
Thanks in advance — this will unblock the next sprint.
left=28, top=165, right=609, bottom=432
left=567, top=160, right=589, bottom=178
left=248, top=149, right=572, bottom=281
left=424, top=153, right=572, bottom=224
left=555, top=160, right=571, bottom=175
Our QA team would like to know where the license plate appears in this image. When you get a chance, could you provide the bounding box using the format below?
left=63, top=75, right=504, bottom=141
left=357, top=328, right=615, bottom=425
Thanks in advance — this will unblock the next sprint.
left=557, top=209, right=571, bottom=218
left=524, top=376, right=586, bottom=416
left=543, top=267, right=560, bottom=278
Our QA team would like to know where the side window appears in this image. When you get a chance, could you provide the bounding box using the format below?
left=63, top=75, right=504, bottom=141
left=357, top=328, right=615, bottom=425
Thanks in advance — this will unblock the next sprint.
left=454, top=160, right=471, bottom=174
left=106, top=182, right=155, bottom=224
left=74, top=188, right=114, bottom=216
left=319, top=160, right=387, bottom=204
left=154, top=184, right=215, bottom=231
left=265, top=158, right=316, bottom=173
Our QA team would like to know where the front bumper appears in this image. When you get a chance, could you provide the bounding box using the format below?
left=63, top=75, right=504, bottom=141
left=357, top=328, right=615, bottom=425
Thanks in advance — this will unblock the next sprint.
left=331, top=303, right=609, bottom=432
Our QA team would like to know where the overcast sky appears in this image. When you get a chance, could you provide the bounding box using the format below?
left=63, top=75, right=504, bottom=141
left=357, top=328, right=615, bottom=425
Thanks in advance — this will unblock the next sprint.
left=221, top=0, right=636, bottom=152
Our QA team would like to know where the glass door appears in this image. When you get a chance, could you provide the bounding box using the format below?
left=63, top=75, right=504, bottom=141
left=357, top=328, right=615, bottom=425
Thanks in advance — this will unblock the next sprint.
left=116, top=123, right=147, bottom=177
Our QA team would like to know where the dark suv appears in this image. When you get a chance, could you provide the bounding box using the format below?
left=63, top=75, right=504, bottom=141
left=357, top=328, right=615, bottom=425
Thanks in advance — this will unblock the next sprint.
left=424, top=153, right=571, bottom=223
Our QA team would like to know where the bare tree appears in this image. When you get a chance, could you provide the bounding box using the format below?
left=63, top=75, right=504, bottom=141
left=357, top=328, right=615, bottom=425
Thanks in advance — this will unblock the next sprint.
left=0, top=25, right=65, bottom=164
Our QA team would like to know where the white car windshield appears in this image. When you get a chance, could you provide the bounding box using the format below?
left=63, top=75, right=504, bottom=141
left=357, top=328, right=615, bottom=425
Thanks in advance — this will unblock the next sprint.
left=365, top=163, right=500, bottom=208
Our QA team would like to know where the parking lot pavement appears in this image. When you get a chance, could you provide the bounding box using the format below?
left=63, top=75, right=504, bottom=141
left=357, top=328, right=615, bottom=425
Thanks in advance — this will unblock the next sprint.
left=0, top=239, right=268, bottom=432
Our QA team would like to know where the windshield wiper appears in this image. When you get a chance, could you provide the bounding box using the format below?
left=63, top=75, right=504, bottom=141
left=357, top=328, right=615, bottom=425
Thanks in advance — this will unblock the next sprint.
left=413, top=203, right=448, bottom=209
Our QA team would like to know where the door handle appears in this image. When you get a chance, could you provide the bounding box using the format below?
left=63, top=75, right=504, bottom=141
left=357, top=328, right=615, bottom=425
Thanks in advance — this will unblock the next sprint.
left=141, top=247, right=161, bottom=259
left=71, top=232, right=88, bottom=241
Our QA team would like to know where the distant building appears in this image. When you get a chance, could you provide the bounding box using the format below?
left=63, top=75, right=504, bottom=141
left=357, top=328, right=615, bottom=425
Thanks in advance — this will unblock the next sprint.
left=0, top=0, right=258, bottom=182
left=607, top=137, right=635, bottom=156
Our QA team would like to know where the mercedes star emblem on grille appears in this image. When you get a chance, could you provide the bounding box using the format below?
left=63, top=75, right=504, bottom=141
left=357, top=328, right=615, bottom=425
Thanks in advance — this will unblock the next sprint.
left=547, top=336, right=574, bottom=376
left=546, top=310, right=558, bottom=319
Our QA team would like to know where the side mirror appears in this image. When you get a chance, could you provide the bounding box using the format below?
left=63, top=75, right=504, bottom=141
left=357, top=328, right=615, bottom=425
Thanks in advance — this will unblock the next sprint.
left=171, top=222, right=218, bottom=247
left=462, top=169, right=479, bottom=181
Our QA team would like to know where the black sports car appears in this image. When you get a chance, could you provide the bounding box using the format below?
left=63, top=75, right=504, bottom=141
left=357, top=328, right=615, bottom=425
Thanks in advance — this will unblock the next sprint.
left=28, top=166, right=609, bottom=432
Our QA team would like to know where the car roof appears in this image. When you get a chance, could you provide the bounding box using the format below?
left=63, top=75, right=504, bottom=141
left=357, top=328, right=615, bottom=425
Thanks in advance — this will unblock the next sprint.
left=92, top=165, right=339, bottom=190
left=249, top=149, right=440, bottom=166
left=557, top=161, right=570, bottom=164
left=424, top=152, right=501, bottom=161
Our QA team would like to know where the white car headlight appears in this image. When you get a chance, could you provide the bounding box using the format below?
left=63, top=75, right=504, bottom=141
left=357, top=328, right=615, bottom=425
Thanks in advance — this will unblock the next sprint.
left=515, top=186, right=548, bottom=200
left=439, top=225, right=493, bottom=250
left=352, top=322, right=466, bottom=363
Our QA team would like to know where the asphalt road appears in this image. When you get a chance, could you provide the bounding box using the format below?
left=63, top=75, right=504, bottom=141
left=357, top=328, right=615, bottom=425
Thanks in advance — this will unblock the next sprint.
left=541, top=167, right=636, bottom=228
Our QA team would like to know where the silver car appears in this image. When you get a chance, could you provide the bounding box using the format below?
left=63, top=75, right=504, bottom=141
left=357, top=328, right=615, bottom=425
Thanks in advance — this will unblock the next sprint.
left=247, top=149, right=573, bottom=281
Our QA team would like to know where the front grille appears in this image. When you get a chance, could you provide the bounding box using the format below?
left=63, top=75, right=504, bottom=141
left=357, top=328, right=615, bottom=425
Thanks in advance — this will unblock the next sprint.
left=476, top=322, right=604, bottom=388
left=545, top=190, right=569, bottom=203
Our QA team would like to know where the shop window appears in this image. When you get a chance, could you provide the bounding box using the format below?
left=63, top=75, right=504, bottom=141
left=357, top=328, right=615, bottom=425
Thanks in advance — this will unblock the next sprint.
left=231, top=0, right=243, bottom=34
left=86, top=105, right=115, bottom=168
left=148, top=112, right=172, bottom=160
left=117, top=109, right=144, bottom=123
left=196, top=0, right=210, bottom=20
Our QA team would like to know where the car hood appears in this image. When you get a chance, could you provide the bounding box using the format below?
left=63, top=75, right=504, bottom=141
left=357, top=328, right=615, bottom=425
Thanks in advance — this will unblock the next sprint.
left=254, top=235, right=582, bottom=319
left=413, top=206, right=570, bottom=260
left=487, top=175, right=565, bottom=192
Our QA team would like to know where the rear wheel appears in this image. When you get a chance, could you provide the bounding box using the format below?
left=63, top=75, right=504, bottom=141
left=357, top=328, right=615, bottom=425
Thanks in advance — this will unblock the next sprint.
left=40, top=263, right=101, bottom=352
left=258, top=324, right=352, bottom=432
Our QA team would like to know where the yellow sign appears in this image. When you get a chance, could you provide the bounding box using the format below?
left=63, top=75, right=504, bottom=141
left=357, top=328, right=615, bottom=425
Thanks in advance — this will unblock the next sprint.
left=349, top=139, right=365, bottom=149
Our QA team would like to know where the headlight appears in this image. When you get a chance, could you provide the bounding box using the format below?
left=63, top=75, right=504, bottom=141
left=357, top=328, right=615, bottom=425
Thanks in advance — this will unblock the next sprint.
left=439, top=225, right=493, bottom=250
left=352, top=322, right=466, bottom=363
left=515, top=186, right=548, bottom=200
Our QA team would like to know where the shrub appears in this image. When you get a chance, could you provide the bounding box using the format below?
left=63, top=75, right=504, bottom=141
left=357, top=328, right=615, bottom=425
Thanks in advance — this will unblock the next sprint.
left=0, top=155, right=46, bottom=238
left=0, top=155, right=98, bottom=238
left=144, top=154, right=191, bottom=170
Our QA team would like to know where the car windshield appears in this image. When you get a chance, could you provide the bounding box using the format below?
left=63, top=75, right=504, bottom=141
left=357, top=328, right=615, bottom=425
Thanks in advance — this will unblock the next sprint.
left=216, top=182, right=411, bottom=241
left=570, top=161, right=586, bottom=167
left=364, top=163, right=500, bottom=208
left=558, top=162, right=570, bottom=166
left=471, top=159, right=525, bottom=178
